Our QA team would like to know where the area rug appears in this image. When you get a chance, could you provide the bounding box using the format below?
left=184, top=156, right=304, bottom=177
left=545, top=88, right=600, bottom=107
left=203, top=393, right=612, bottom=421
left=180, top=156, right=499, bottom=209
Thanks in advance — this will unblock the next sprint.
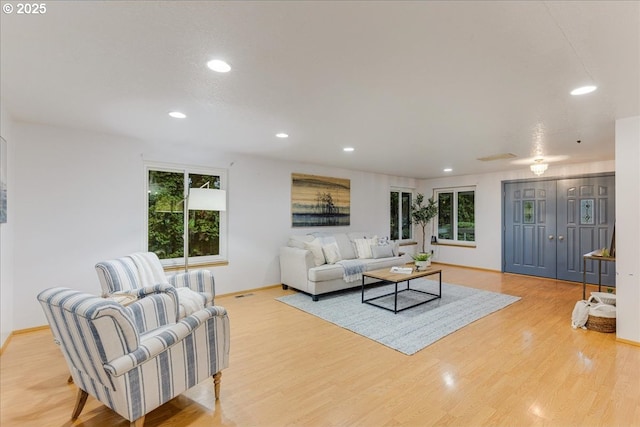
left=277, top=279, right=520, bottom=355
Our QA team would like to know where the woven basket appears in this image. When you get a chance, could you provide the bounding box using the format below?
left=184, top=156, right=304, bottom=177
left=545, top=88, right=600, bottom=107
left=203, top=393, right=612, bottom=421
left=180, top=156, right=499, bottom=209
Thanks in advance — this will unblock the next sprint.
left=586, top=315, right=616, bottom=333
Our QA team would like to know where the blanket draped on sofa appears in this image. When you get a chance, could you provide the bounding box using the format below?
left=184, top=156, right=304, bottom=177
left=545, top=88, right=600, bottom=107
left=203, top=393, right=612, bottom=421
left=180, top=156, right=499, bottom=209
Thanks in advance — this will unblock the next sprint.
left=337, top=259, right=366, bottom=283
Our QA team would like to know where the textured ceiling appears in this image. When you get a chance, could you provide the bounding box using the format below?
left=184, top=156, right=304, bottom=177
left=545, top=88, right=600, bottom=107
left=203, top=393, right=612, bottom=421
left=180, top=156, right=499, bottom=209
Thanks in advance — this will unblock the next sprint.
left=1, top=1, right=638, bottom=178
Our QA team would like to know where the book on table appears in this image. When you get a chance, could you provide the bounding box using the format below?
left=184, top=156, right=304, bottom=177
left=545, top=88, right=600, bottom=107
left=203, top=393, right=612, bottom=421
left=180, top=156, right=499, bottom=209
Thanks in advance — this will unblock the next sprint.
left=390, top=266, right=413, bottom=274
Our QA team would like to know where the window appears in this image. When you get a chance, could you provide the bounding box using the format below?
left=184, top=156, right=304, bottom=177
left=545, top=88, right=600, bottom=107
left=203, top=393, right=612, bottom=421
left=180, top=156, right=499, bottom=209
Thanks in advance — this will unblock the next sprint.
left=146, top=163, right=227, bottom=266
left=436, top=186, right=475, bottom=244
left=390, top=189, right=413, bottom=240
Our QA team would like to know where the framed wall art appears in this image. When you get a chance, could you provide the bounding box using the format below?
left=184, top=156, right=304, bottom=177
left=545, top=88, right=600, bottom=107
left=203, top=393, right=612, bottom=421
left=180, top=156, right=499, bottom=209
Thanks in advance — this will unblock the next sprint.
left=291, top=173, right=350, bottom=227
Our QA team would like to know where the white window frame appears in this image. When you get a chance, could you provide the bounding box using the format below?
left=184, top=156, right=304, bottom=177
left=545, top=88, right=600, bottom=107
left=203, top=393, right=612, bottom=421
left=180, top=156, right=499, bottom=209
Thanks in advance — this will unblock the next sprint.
left=145, top=162, right=228, bottom=268
left=434, top=186, right=475, bottom=246
left=390, top=187, right=414, bottom=242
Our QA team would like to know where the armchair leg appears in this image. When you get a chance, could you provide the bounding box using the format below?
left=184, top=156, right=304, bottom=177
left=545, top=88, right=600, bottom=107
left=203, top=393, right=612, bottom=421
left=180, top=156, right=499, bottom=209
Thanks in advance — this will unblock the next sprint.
left=213, top=371, right=222, bottom=400
left=71, top=389, right=88, bottom=420
left=131, top=415, right=145, bottom=427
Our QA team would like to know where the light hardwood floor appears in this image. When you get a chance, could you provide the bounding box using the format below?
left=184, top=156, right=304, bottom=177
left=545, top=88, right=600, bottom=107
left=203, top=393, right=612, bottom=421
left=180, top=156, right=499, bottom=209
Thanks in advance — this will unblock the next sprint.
left=2, top=264, right=639, bottom=427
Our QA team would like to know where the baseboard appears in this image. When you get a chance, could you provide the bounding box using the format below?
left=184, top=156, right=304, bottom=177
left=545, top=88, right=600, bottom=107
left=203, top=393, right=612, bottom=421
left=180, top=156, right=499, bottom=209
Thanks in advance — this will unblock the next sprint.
left=616, top=337, right=640, bottom=347
left=13, top=325, right=50, bottom=335
left=217, top=283, right=282, bottom=299
left=431, top=261, right=501, bottom=273
left=1, top=325, right=54, bottom=355
left=0, top=332, right=12, bottom=356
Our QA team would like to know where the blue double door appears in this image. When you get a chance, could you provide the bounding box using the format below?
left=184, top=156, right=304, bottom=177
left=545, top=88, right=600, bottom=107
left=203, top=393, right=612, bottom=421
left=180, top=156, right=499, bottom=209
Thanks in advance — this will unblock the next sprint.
left=503, top=175, right=615, bottom=285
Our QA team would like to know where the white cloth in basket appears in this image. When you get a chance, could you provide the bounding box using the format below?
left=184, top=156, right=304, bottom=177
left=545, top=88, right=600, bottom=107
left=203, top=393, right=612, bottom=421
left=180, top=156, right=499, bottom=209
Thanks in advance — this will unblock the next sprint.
left=590, top=292, right=616, bottom=306
left=571, top=300, right=590, bottom=329
left=588, top=303, right=616, bottom=319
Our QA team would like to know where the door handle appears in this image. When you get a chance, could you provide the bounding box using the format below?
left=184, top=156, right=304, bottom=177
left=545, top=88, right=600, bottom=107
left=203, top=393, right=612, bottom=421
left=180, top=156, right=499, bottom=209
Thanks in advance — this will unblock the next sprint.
left=558, top=235, right=564, bottom=241
left=548, top=235, right=554, bottom=240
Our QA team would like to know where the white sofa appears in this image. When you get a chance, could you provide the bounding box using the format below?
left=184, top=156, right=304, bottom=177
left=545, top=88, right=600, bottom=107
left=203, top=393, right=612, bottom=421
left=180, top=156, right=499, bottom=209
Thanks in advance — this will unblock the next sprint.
left=279, top=232, right=408, bottom=300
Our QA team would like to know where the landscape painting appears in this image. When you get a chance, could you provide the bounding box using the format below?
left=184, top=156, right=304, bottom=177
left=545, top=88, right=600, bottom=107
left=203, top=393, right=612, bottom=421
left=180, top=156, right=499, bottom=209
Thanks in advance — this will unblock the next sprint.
left=291, top=173, right=350, bottom=227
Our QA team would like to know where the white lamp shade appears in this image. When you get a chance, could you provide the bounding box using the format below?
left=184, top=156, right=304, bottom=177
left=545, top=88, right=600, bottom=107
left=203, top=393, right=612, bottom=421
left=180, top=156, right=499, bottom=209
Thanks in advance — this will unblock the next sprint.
left=188, top=188, right=226, bottom=211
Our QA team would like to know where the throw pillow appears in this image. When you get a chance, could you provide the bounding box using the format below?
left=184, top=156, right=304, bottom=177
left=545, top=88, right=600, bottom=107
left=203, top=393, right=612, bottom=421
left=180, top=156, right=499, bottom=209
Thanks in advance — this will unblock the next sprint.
left=371, top=245, right=394, bottom=259
left=334, top=233, right=357, bottom=260
left=318, top=235, right=337, bottom=246
left=322, top=242, right=342, bottom=264
left=377, top=236, right=391, bottom=246
left=392, top=241, right=400, bottom=256
left=354, top=237, right=377, bottom=259
left=304, top=238, right=326, bottom=266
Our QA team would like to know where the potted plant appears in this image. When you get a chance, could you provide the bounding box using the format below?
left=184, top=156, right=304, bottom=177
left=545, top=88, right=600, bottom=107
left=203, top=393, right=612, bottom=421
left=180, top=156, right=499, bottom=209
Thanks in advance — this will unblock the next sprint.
left=410, top=193, right=438, bottom=254
left=411, top=252, right=432, bottom=271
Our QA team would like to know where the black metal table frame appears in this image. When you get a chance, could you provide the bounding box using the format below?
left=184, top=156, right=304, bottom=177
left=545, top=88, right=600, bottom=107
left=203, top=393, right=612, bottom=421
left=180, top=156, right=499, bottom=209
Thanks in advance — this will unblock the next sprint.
left=582, top=253, right=616, bottom=300
left=361, top=270, right=442, bottom=314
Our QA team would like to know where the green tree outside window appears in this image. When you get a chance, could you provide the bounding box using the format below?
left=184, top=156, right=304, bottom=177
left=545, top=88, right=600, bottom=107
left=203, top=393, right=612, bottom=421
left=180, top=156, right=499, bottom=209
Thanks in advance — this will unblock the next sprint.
left=148, top=169, right=222, bottom=260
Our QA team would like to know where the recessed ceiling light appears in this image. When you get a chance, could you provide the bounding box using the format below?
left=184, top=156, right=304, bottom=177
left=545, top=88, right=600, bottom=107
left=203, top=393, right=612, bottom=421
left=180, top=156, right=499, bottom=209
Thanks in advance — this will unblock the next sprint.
left=343, top=147, right=355, bottom=152
left=275, top=133, right=289, bottom=138
left=168, top=111, right=186, bottom=119
left=207, top=59, right=231, bottom=73
left=570, top=85, right=597, bottom=96
left=443, top=168, right=453, bottom=172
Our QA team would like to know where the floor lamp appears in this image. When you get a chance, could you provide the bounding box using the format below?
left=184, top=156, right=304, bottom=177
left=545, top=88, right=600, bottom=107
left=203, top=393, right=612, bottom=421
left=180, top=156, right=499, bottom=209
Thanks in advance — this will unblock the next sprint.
left=184, top=184, right=226, bottom=272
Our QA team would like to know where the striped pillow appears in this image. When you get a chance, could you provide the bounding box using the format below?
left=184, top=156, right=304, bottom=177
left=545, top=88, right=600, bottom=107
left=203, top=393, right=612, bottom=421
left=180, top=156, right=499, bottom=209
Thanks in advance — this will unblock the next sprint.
left=353, top=237, right=377, bottom=259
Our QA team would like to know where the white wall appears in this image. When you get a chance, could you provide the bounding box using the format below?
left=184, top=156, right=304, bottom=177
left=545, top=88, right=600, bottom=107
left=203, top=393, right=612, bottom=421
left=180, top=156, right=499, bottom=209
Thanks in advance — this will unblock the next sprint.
left=0, top=99, right=16, bottom=348
left=615, top=116, right=640, bottom=343
left=418, top=160, right=616, bottom=271
left=8, top=118, right=634, bottom=342
left=217, top=157, right=417, bottom=293
left=11, top=121, right=417, bottom=330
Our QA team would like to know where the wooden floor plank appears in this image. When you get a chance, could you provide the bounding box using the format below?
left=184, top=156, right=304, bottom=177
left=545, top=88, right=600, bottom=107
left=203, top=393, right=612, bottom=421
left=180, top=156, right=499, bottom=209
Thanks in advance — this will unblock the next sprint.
left=1, top=264, right=638, bottom=426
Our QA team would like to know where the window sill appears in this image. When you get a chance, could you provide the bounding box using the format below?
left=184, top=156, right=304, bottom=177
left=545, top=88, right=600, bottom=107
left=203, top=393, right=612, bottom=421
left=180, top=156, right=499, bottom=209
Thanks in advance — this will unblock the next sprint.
left=163, top=260, right=229, bottom=272
left=398, top=240, right=418, bottom=247
left=433, top=242, right=476, bottom=249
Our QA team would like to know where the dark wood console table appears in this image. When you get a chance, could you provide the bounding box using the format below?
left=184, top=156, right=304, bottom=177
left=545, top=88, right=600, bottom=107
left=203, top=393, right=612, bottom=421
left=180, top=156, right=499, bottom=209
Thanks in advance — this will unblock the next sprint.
left=582, top=250, right=616, bottom=300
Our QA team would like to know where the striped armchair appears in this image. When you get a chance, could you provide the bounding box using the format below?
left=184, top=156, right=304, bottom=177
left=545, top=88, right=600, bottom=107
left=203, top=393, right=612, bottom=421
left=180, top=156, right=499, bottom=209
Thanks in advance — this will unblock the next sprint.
left=95, top=252, right=215, bottom=317
left=38, top=286, right=230, bottom=427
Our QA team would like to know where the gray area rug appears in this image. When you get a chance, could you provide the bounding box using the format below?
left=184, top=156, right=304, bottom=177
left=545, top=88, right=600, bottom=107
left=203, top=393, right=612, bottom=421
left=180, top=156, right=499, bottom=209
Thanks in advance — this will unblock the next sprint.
left=277, top=279, right=521, bottom=355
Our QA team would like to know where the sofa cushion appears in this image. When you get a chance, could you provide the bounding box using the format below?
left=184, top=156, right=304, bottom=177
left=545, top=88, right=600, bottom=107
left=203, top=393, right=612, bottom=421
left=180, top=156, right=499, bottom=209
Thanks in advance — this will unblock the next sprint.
left=371, top=245, right=394, bottom=259
left=310, top=233, right=337, bottom=246
left=347, top=231, right=372, bottom=241
left=288, top=235, right=315, bottom=249
left=308, top=263, right=346, bottom=282
left=308, top=255, right=405, bottom=283
left=353, top=238, right=371, bottom=259
left=304, top=238, right=326, bottom=266
left=362, top=256, right=405, bottom=271
left=353, top=236, right=377, bottom=259
left=334, top=233, right=356, bottom=260
left=322, top=242, right=342, bottom=264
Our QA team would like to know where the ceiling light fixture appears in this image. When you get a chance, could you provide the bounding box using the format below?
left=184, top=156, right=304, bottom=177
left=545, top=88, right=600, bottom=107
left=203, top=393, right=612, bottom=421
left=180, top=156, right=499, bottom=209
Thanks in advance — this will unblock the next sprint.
left=343, top=147, right=354, bottom=152
left=530, top=158, right=548, bottom=176
left=275, top=133, right=288, bottom=138
left=207, top=59, right=231, bottom=73
left=570, top=85, right=597, bottom=96
left=168, top=111, right=186, bottom=119
left=443, top=168, right=453, bottom=172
